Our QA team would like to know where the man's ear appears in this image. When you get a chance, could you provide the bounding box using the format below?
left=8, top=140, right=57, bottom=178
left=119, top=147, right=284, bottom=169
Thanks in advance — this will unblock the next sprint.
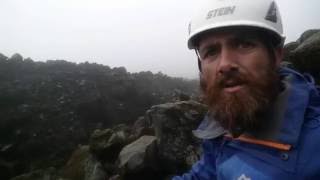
left=274, top=47, right=284, bottom=68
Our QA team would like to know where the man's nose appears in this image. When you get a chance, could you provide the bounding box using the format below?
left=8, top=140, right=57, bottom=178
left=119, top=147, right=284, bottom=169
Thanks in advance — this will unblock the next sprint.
left=217, top=47, right=238, bottom=75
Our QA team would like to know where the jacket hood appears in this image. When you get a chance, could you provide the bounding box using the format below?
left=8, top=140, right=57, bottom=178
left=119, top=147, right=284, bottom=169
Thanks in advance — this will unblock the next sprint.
left=276, top=67, right=320, bottom=146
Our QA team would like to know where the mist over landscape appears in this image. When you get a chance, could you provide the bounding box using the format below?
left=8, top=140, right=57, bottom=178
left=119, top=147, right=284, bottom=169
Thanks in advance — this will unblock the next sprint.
left=1, top=0, right=320, bottom=78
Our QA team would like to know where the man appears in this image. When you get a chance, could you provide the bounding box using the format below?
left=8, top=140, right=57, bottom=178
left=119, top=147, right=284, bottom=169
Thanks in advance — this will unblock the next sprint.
left=174, top=0, right=320, bottom=179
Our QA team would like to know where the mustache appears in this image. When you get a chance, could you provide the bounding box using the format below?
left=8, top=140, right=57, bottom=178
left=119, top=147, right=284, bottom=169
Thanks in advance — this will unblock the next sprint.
left=213, top=70, right=248, bottom=89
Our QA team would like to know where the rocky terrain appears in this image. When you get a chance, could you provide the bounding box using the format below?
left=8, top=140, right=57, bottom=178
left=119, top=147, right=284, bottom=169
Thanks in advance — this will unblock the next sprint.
left=1, top=29, right=320, bottom=180
left=8, top=100, right=207, bottom=180
left=283, top=29, right=320, bottom=82
left=0, top=55, right=199, bottom=180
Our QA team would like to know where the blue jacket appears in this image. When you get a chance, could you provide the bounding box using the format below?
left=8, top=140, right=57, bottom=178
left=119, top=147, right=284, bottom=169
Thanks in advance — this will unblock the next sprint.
left=173, top=67, right=320, bottom=180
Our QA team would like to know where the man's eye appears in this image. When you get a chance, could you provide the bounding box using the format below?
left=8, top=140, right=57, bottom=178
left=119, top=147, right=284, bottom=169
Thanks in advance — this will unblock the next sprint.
left=203, top=48, right=218, bottom=59
left=237, top=40, right=255, bottom=49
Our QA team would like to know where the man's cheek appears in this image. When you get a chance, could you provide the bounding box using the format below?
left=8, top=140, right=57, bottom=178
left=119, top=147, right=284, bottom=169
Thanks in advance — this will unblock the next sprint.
left=203, top=67, right=216, bottom=83
left=199, top=74, right=207, bottom=92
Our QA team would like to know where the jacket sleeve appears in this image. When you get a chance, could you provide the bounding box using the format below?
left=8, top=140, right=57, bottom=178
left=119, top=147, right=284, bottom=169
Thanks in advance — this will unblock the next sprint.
left=172, top=140, right=218, bottom=180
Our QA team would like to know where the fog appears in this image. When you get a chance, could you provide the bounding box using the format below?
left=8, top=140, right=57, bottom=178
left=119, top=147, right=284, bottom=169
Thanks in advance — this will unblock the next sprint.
left=1, top=0, right=319, bottom=78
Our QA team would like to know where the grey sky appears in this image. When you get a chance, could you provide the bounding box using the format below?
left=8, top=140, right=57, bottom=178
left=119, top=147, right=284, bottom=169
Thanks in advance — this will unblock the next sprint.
left=1, top=0, right=319, bottom=78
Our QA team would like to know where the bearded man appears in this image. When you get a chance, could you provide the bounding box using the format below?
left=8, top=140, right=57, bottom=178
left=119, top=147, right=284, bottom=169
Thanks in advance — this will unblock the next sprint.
left=173, top=0, right=320, bottom=179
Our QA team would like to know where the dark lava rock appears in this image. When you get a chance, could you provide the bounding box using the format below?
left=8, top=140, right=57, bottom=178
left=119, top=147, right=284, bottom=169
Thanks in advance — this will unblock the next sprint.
left=148, top=100, right=207, bottom=174
left=63, top=145, right=107, bottom=180
left=284, top=29, right=320, bottom=82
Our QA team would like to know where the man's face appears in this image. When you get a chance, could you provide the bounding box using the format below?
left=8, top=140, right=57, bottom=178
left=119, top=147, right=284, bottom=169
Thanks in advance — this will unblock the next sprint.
left=197, top=30, right=282, bottom=137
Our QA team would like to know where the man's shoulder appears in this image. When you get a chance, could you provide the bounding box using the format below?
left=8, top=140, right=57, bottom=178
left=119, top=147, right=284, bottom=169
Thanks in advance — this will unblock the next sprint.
left=293, top=115, right=320, bottom=176
left=299, top=114, right=320, bottom=147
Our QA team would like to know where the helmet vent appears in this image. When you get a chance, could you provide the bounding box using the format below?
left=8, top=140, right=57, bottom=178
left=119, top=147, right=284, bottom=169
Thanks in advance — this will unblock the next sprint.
left=265, top=1, right=278, bottom=23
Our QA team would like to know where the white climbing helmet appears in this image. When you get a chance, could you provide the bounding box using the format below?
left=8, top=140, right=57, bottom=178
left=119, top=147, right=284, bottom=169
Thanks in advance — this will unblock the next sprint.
left=187, top=0, right=285, bottom=49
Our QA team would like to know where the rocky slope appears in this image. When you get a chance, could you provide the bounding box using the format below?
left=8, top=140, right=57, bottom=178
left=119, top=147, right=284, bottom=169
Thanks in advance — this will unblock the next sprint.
left=284, top=29, right=320, bottom=83
left=10, top=100, right=207, bottom=180
left=0, top=55, right=198, bottom=180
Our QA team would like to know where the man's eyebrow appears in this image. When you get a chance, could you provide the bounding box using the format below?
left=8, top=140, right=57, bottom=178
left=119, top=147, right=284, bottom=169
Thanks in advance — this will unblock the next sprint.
left=232, top=33, right=259, bottom=41
left=198, top=33, right=259, bottom=52
left=199, top=43, right=219, bottom=54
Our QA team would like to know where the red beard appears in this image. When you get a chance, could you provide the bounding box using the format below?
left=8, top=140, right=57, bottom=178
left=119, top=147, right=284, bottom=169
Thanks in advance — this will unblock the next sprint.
left=200, top=66, right=279, bottom=137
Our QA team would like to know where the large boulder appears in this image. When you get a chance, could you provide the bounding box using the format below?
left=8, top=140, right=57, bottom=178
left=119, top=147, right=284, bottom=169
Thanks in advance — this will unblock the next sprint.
left=129, top=116, right=155, bottom=141
left=148, top=100, right=207, bottom=174
left=297, top=29, right=320, bottom=44
left=63, top=145, right=107, bottom=180
left=89, top=129, right=114, bottom=155
left=284, top=29, right=320, bottom=82
left=89, top=125, right=132, bottom=176
left=118, top=135, right=157, bottom=173
left=89, top=126, right=129, bottom=161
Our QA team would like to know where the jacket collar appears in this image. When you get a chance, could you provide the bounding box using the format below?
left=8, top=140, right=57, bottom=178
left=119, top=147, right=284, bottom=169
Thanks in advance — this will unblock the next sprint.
left=193, top=67, right=317, bottom=147
left=192, top=115, right=227, bottom=139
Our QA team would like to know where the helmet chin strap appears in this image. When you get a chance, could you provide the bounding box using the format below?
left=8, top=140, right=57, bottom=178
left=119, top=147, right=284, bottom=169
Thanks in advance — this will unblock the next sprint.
left=198, top=58, right=202, bottom=72
left=195, top=50, right=202, bottom=72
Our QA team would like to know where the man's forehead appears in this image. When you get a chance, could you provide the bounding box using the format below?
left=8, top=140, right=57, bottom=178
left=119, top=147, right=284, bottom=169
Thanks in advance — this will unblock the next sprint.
left=197, top=27, right=262, bottom=48
left=198, top=31, right=240, bottom=49
left=200, top=31, right=235, bottom=44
